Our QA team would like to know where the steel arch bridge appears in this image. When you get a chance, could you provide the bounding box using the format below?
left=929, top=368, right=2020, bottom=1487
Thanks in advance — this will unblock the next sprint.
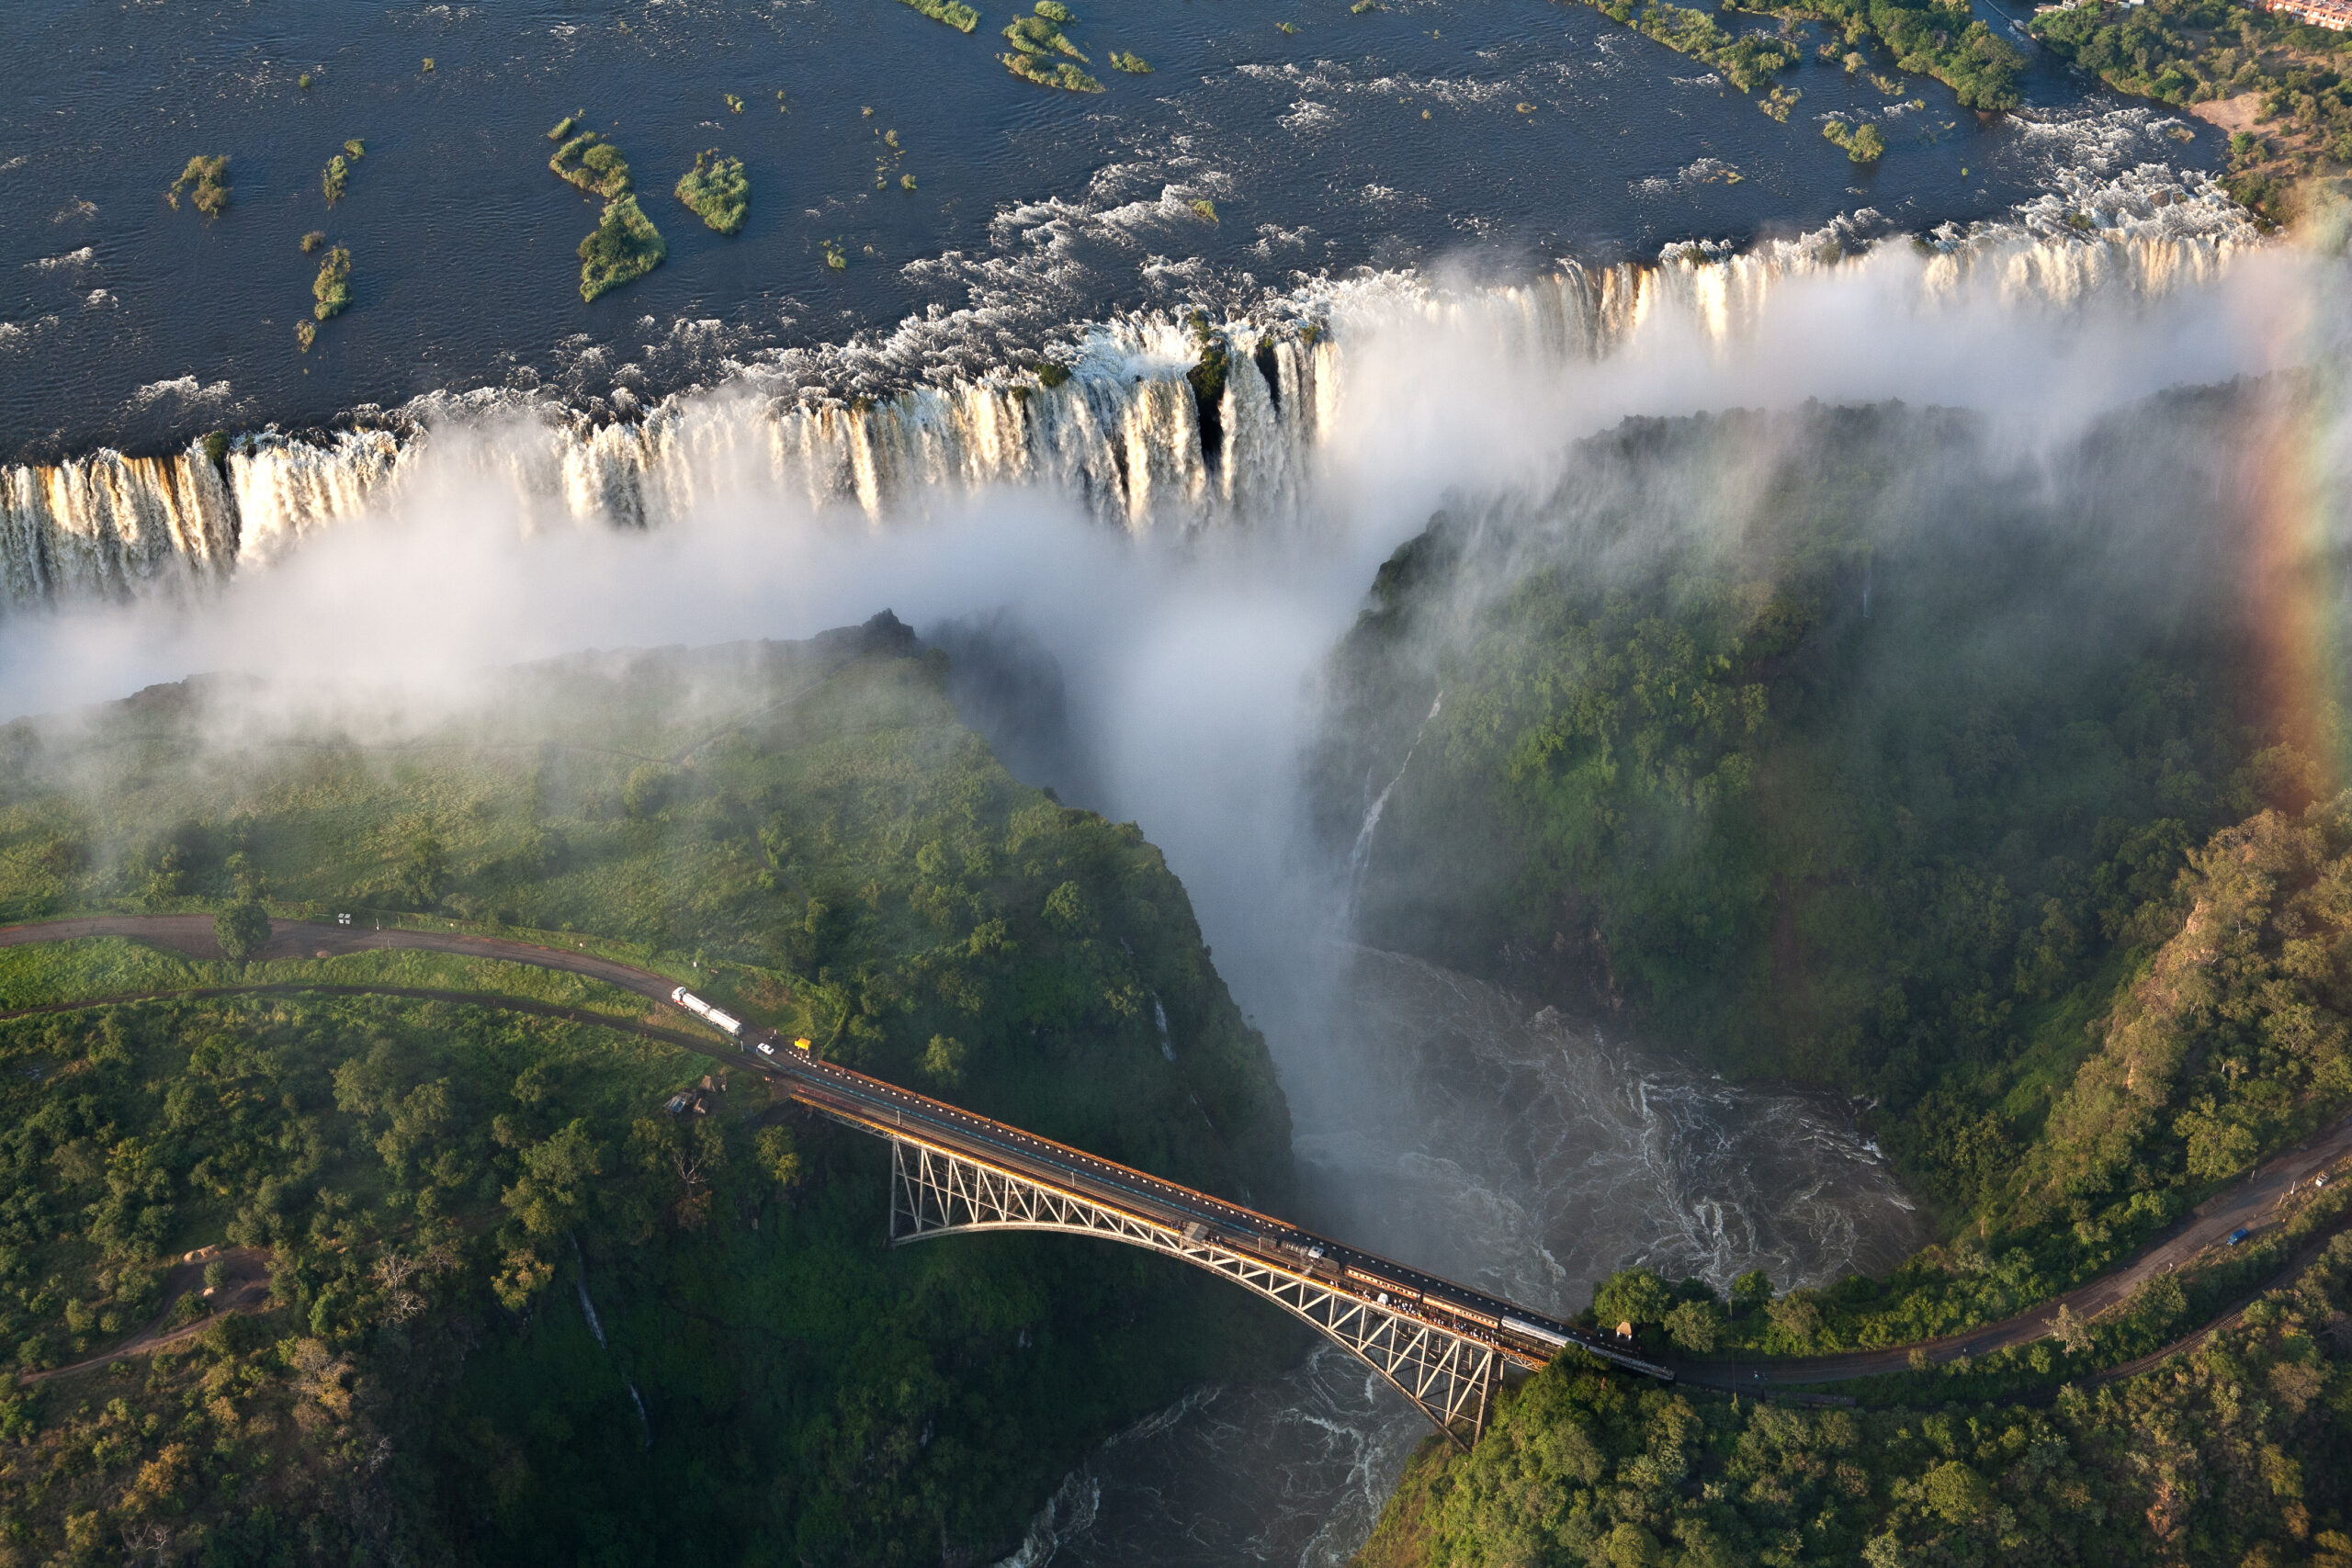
left=886, top=1134, right=1512, bottom=1442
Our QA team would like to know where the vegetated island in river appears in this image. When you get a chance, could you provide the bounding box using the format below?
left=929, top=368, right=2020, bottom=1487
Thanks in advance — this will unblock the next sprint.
left=0, top=615, right=1296, bottom=1564
left=1002, top=1, right=1106, bottom=92
left=675, top=150, right=749, bottom=234
left=548, top=118, right=667, bottom=301
left=1323, top=389, right=2352, bottom=1566
left=897, top=0, right=981, bottom=31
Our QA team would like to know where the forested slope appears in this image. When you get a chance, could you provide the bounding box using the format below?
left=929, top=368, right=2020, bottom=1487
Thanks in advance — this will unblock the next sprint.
left=1324, top=390, right=2352, bottom=1563
left=0, top=618, right=1297, bottom=1564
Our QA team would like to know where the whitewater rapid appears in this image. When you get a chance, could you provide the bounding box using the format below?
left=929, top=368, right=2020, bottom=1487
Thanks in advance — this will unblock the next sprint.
left=0, top=161, right=2258, bottom=615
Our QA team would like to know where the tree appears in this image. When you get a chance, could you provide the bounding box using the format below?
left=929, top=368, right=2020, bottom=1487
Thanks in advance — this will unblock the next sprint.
left=502, top=1120, right=605, bottom=1238
left=1730, top=1269, right=1773, bottom=1315
left=214, top=902, right=270, bottom=964
left=1043, top=880, right=1094, bottom=935
left=1664, top=1299, right=1721, bottom=1353
left=922, top=1033, right=967, bottom=1089
left=1593, top=1268, right=1673, bottom=1332
left=2050, top=1302, right=2091, bottom=1355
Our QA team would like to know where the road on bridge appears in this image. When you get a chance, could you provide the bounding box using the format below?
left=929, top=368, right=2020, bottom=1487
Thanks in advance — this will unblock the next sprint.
left=7, top=914, right=2347, bottom=1396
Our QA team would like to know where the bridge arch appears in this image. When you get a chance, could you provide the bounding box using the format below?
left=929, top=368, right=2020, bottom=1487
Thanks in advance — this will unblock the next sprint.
left=888, top=1136, right=1504, bottom=1445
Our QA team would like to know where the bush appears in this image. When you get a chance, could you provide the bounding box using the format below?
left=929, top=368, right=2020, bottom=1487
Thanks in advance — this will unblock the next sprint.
left=896, top=0, right=980, bottom=30
left=322, top=154, right=349, bottom=205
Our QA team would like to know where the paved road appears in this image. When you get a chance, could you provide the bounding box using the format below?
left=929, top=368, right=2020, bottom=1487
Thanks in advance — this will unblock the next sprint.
left=0, top=915, right=1668, bottom=1382
left=10, top=914, right=2345, bottom=1393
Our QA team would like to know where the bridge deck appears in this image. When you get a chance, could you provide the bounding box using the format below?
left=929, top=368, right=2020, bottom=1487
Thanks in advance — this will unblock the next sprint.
left=755, top=1036, right=1671, bottom=1383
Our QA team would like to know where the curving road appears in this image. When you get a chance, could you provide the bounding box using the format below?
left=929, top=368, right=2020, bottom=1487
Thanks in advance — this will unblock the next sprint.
left=0, top=914, right=1668, bottom=1385
left=6, top=914, right=2346, bottom=1394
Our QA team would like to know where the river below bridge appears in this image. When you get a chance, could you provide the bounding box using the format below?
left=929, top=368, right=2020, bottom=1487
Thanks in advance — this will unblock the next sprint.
left=994, top=946, right=1925, bottom=1566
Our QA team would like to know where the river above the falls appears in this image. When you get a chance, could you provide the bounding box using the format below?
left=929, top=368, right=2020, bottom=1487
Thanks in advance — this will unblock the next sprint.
left=1, top=0, right=2217, bottom=462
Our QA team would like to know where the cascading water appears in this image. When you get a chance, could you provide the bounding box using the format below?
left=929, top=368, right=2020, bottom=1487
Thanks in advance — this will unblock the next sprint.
left=0, top=162, right=2255, bottom=618
left=1340, top=693, right=1442, bottom=932
left=571, top=1236, right=653, bottom=1451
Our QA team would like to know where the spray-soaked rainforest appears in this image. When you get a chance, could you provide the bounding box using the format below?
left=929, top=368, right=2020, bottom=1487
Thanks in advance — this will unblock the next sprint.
left=2, top=5, right=2351, bottom=1555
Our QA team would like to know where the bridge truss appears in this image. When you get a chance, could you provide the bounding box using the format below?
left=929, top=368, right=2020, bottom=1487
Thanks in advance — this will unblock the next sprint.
left=888, top=1134, right=1502, bottom=1447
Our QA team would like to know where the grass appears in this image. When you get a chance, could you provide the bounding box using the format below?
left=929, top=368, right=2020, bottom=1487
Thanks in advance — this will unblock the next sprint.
left=165, top=155, right=230, bottom=217
left=675, top=151, right=749, bottom=235
left=322, top=154, right=350, bottom=205
left=311, top=246, right=352, bottom=321
left=578, top=195, right=666, bottom=300
left=1111, top=50, right=1152, bottom=72
left=897, top=0, right=982, bottom=30
left=550, top=130, right=632, bottom=198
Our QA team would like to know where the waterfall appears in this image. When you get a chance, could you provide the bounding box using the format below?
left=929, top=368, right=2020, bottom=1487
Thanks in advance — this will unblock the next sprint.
left=571, top=1235, right=653, bottom=1450
left=1341, top=692, right=1442, bottom=931
left=0, top=162, right=2259, bottom=619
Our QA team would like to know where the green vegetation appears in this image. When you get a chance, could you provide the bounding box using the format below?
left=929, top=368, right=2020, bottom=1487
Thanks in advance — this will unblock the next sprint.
left=311, top=246, right=351, bottom=320
left=293, top=321, right=315, bottom=353
left=897, top=0, right=983, bottom=32
left=322, top=153, right=350, bottom=205
left=0, top=626, right=1295, bottom=1563
left=1573, top=0, right=2021, bottom=118
left=298, top=71, right=313, bottom=90
left=1359, top=1230, right=2352, bottom=1568
left=1034, top=360, right=1072, bottom=388
left=1190, top=196, right=1219, bottom=221
left=1317, top=394, right=2349, bottom=1352
left=674, top=150, right=749, bottom=235
left=722, top=91, right=743, bottom=113
left=343, top=137, right=365, bottom=161
left=546, top=114, right=580, bottom=141
left=213, top=901, right=269, bottom=963
left=1608, top=1, right=1803, bottom=92
left=1353, top=1, right=1380, bottom=15
left=421, top=56, right=435, bottom=72
left=577, top=195, right=665, bottom=301
left=2031, top=0, right=2352, bottom=222
left=1822, top=116, right=1888, bottom=159
left=164, top=155, right=230, bottom=217
left=299, top=230, right=324, bottom=254
left=549, top=129, right=632, bottom=198
left=1001, top=3, right=1105, bottom=90
left=1112, top=49, right=1154, bottom=72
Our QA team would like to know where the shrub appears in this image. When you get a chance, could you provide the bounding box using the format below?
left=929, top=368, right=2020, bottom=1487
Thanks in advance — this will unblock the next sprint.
left=1111, top=50, right=1152, bottom=72
left=322, top=154, right=349, bottom=205
left=300, top=230, right=325, bottom=254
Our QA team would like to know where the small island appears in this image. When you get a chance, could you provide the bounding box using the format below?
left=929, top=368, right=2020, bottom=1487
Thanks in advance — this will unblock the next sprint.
left=165, top=154, right=230, bottom=216
left=579, top=195, right=667, bottom=301
left=897, top=0, right=980, bottom=32
left=675, top=151, right=749, bottom=235
left=1001, top=1, right=1102, bottom=91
